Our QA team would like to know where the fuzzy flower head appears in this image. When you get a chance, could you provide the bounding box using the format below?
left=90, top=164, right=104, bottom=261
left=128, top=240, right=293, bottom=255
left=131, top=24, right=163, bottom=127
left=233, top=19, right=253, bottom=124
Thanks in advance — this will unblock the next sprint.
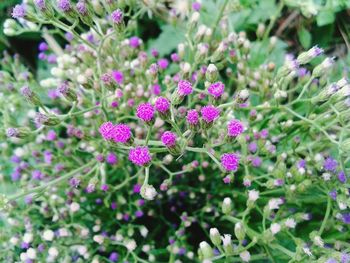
left=201, top=105, right=220, bottom=123
left=227, top=119, right=244, bottom=137
left=129, top=36, right=141, bottom=48
left=113, top=124, right=132, bottom=144
left=186, top=109, right=199, bottom=126
left=12, top=4, right=26, bottom=19
left=323, top=157, right=338, bottom=172
left=221, top=153, right=240, bottom=172
left=177, top=80, right=193, bottom=96
left=76, top=0, right=88, bottom=15
left=155, top=97, right=170, bottom=113
left=136, top=103, right=155, bottom=122
left=99, top=121, right=114, bottom=140
left=111, top=9, right=123, bottom=24
left=208, top=81, right=225, bottom=98
left=128, top=146, right=152, bottom=166
left=161, top=131, right=177, bottom=147
left=112, top=70, right=123, bottom=84
left=57, top=0, right=71, bottom=12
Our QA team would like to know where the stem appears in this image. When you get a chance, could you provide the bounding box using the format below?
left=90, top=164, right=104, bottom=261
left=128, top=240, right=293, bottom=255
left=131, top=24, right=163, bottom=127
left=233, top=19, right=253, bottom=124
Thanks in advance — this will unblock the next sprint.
left=9, top=161, right=96, bottom=201
left=319, top=196, right=331, bottom=235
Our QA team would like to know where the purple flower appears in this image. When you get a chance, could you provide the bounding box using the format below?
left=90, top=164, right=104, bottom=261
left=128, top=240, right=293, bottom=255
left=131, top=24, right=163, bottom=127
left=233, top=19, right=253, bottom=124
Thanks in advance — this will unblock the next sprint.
left=227, top=119, right=244, bottom=137
left=129, top=36, right=141, bottom=48
left=342, top=214, right=350, bottom=224
left=7, top=128, right=19, bottom=138
left=192, top=1, right=201, bottom=11
left=338, top=171, right=347, bottom=183
left=177, top=80, right=193, bottom=96
left=47, top=54, right=57, bottom=64
left=39, top=42, right=48, bottom=52
left=329, top=189, right=337, bottom=200
left=12, top=4, right=26, bottom=19
left=309, top=45, right=324, bottom=58
left=136, top=103, right=155, bottom=122
left=111, top=9, right=123, bottom=24
left=155, top=97, right=170, bottom=113
left=106, top=152, right=118, bottom=165
left=32, top=170, right=43, bottom=180
left=101, top=184, right=109, bottom=191
left=128, top=146, right=152, bottom=166
left=161, top=131, right=177, bottom=147
left=133, top=184, right=141, bottom=193
left=57, top=0, right=71, bottom=12
left=221, top=153, right=240, bottom=172
left=186, top=109, right=199, bottom=125
left=208, top=82, right=225, bottom=98
left=109, top=252, right=119, bottom=262
left=135, top=210, right=144, bottom=218
left=99, top=121, right=114, bottom=140
left=113, top=124, right=132, bottom=144
left=76, top=0, right=88, bottom=15
left=324, top=157, right=338, bottom=172
left=46, top=130, right=57, bottom=141
left=251, top=156, right=262, bottom=167
left=158, top=58, right=169, bottom=70
left=171, top=53, right=180, bottom=62
left=201, top=105, right=220, bottom=123
left=248, top=142, right=257, bottom=153
left=112, top=70, right=123, bottom=84
left=152, top=84, right=161, bottom=95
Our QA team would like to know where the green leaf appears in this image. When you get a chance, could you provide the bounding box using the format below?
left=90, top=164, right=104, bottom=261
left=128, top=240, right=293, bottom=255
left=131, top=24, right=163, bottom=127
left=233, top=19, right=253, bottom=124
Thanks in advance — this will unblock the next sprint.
left=298, top=27, right=312, bottom=49
left=147, top=25, right=185, bottom=57
left=316, top=9, right=335, bottom=26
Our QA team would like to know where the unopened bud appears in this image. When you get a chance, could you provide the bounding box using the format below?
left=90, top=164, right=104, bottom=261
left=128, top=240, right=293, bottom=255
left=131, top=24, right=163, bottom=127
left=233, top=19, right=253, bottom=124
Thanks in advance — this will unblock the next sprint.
left=222, top=197, right=232, bottom=214
left=206, top=64, right=218, bottom=82
left=234, top=222, right=245, bottom=242
left=209, top=228, right=221, bottom=247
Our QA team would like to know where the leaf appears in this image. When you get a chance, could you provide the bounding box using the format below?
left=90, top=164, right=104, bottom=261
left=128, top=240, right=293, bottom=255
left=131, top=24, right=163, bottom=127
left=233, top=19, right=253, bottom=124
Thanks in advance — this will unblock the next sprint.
left=147, top=25, right=185, bottom=57
left=298, top=27, right=312, bottom=49
left=316, top=9, right=335, bottom=26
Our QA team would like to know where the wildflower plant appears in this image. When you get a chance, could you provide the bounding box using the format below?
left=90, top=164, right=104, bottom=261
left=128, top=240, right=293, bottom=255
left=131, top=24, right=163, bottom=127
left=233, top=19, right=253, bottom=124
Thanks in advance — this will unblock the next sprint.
left=0, top=0, right=349, bottom=262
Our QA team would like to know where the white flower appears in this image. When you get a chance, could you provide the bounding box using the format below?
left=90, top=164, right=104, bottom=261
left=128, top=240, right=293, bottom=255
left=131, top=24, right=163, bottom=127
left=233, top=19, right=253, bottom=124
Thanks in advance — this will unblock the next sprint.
left=270, top=223, right=281, bottom=235
left=140, top=226, right=148, bottom=237
left=240, top=251, right=251, bottom=262
left=339, top=202, right=347, bottom=210
left=26, top=248, right=36, bottom=259
left=43, top=229, right=54, bottom=241
left=125, top=239, right=137, bottom=252
left=141, top=184, right=157, bottom=200
left=322, top=173, right=331, bottom=181
left=268, top=198, right=283, bottom=210
left=313, top=236, right=324, bottom=247
left=248, top=190, right=260, bottom=202
left=93, top=235, right=104, bottom=244
left=303, top=247, right=312, bottom=256
left=221, top=234, right=232, bottom=246
left=70, top=202, right=80, bottom=212
left=48, top=247, right=59, bottom=258
left=23, top=233, right=33, bottom=243
left=285, top=218, right=296, bottom=229
left=10, top=237, right=19, bottom=245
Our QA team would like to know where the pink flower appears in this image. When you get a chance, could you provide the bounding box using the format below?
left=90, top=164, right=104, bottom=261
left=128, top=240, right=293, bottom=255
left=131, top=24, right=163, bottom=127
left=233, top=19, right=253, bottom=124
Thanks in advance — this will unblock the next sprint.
left=129, top=36, right=141, bottom=48
left=111, top=9, right=123, bottom=24
left=152, top=84, right=161, bottom=95
left=221, top=153, right=240, bottom=172
left=208, top=81, right=225, bottom=98
left=155, top=97, right=170, bottom=113
left=112, top=70, right=123, bottom=84
left=128, top=146, right=152, bottom=166
left=227, top=119, right=244, bottom=137
left=201, top=105, right=220, bottom=123
left=161, top=131, right=177, bottom=147
left=158, top=58, right=169, bottom=70
left=136, top=103, right=155, bottom=122
left=106, top=152, right=118, bottom=165
left=177, top=80, right=193, bottom=96
left=99, top=122, right=114, bottom=140
left=113, top=124, right=132, bottom=143
left=186, top=109, right=199, bottom=125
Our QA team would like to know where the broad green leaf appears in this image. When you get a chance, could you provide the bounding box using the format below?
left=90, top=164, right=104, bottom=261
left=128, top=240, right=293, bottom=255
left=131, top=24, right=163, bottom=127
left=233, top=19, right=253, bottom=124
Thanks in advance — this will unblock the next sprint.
left=298, top=26, right=312, bottom=49
left=316, top=9, right=335, bottom=26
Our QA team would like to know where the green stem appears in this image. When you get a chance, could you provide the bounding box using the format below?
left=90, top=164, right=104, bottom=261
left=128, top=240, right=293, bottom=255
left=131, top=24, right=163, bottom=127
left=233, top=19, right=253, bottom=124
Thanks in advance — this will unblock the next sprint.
left=319, top=196, right=332, bottom=235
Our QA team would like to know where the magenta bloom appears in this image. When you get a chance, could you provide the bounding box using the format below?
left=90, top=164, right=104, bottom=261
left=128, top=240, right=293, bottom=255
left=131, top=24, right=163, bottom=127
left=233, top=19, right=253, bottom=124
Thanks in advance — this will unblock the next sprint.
left=129, top=36, right=141, bottom=48
left=136, top=103, right=155, bottom=122
left=201, top=105, right=220, bottom=123
left=158, top=58, right=169, bottom=70
left=76, top=0, right=87, bottom=15
left=227, top=119, right=244, bottom=137
left=221, top=153, right=240, bottom=172
left=12, top=4, right=26, bottom=18
left=155, top=97, right=170, bottom=113
left=111, top=9, right=123, bottom=24
left=171, top=53, right=180, bottom=62
left=106, top=152, right=118, bottom=165
left=186, top=110, right=199, bottom=125
left=129, top=146, right=152, bottom=166
left=161, top=131, right=177, bottom=147
left=99, top=122, right=114, bottom=140
left=177, top=80, right=193, bottom=96
left=113, top=124, right=132, bottom=143
left=112, top=70, right=123, bottom=84
left=152, top=84, right=161, bottom=95
left=34, top=0, right=46, bottom=10
left=208, top=82, right=225, bottom=98
left=192, top=1, right=201, bottom=11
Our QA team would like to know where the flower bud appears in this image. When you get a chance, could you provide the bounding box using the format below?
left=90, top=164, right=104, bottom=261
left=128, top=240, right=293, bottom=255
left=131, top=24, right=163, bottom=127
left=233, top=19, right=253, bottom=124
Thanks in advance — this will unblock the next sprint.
left=312, top=57, right=335, bottom=78
left=221, top=234, right=234, bottom=255
left=140, top=184, right=157, bottom=200
left=209, top=228, right=221, bottom=247
left=297, top=46, right=324, bottom=65
left=206, top=64, right=218, bottom=82
left=234, top=222, right=245, bottom=242
left=222, top=197, right=232, bottom=214
left=34, top=113, right=60, bottom=126
left=256, top=23, right=265, bottom=38
left=199, top=241, right=213, bottom=260
left=6, top=127, right=31, bottom=139
left=236, top=89, right=249, bottom=104
left=20, top=86, right=42, bottom=106
left=57, top=81, right=77, bottom=102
